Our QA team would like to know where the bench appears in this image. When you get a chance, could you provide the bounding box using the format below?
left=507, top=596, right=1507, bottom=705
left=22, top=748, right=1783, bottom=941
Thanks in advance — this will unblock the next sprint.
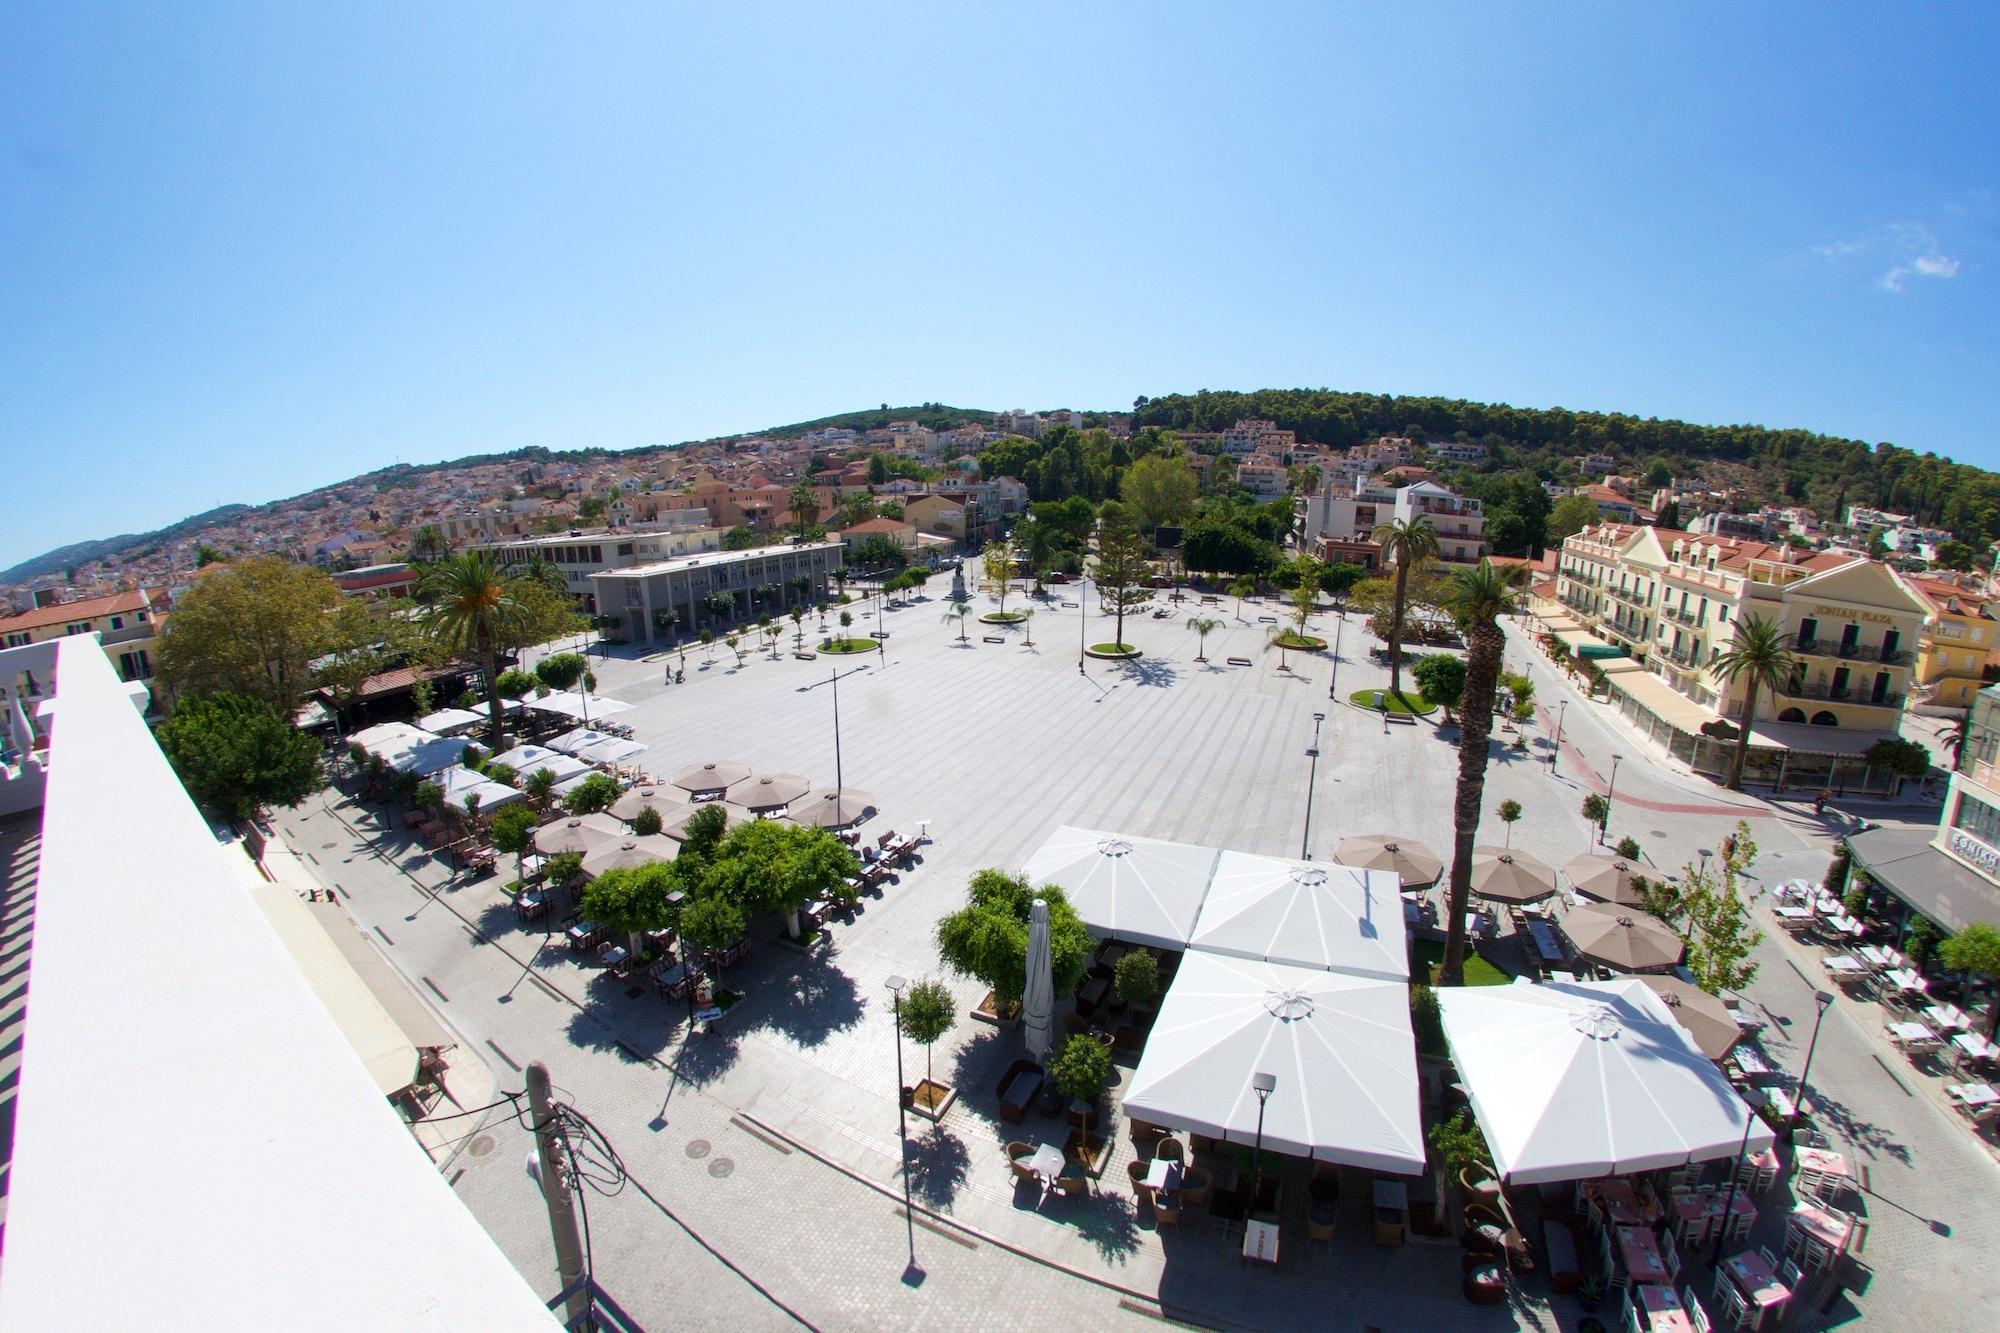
left=996, top=1059, right=1044, bottom=1124
left=793, top=651, right=816, bottom=660
left=1386, top=713, right=1418, bottom=726
left=983, top=635, right=1006, bottom=644
left=1257, top=615, right=1278, bottom=623
left=1226, top=656, right=1254, bottom=666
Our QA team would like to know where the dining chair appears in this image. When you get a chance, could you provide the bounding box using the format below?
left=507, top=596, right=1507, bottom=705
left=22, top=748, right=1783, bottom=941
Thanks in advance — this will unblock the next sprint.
left=1684, top=1285, right=1713, bottom=1333
left=1711, top=1274, right=1752, bottom=1331
left=1661, top=1228, right=1680, bottom=1279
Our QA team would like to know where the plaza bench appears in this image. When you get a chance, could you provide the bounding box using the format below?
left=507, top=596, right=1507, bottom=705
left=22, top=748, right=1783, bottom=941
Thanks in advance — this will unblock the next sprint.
left=793, top=651, right=816, bottom=660
left=983, top=635, right=1006, bottom=644
left=1386, top=713, right=1418, bottom=726
left=1226, top=656, right=1254, bottom=666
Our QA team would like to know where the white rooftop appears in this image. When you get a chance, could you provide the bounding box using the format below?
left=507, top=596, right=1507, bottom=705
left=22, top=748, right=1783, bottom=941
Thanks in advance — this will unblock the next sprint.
left=1189, top=852, right=1408, bottom=980
left=592, top=540, right=842, bottom=580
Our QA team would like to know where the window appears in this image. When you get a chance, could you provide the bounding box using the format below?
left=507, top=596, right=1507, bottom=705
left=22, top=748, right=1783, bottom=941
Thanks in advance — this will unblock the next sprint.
left=109, top=616, right=124, bottom=630
left=4, top=633, right=28, bottom=648
left=1952, top=791, right=2000, bottom=849
left=65, top=622, right=91, bottom=635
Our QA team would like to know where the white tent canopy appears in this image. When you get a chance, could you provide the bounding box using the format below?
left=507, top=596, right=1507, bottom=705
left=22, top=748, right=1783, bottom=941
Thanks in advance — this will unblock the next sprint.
left=523, top=692, right=633, bottom=721
left=348, top=722, right=469, bottom=776
left=547, top=727, right=648, bottom=767
left=488, top=744, right=592, bottom=787
left=416, top=707, right=487, bottom=736
left=1436, top=978, right=1775, bottom=1185
left=1121, top=951, right=1424, bottom=1174
left=1190, top=852, right=1408, bottom=981
left=1021, top=825, right=1220, bottom=949
left=436, top=764, right=524, bottom=812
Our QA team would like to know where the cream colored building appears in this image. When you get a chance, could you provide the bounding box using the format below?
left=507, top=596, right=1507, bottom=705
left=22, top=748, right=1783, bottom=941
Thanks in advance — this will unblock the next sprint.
left=1541, top=524, right=1928, bottom=791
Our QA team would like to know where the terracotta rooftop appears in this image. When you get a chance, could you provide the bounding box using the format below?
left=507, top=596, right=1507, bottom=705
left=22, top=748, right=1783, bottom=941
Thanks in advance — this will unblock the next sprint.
left=0, top=588, right=159, bottom=634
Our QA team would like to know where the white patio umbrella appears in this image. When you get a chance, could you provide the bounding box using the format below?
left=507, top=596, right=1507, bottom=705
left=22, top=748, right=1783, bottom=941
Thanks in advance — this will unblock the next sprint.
left=547, top=727, right=648, bottom=768
left=1333, top=834, right=1443, bottom=891
left=725, top=772, right=812, bottom=811
left=1021, top=825, right=1221, bottom=950
left=1121, top=951, right=1425, bottom=1173
left=489, top=744, right=593, bottom=788
left=1469, top=846, right=1559, bottom=906
left=523, top=692, right=634, bottom=720
left=436, top=764, right=524, bottom=813
left=1189, top=852, right=1408, bottom=981
left=1435, top=978, right=1775, bottom=1184
left=417, top=707, right=487, bottom=736
left=1023, top=899, right=1055, bottom=1063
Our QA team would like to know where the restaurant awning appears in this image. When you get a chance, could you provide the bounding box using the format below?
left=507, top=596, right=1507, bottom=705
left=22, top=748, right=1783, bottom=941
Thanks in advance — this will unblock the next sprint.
left=1190, top=853, right=1406, bottom=980
left=1607, top=670, right=1717, bottom=735
left=349, top=722, right=470, bottom=776
left=523, top=692, right=634, bottom=720
left=1746, top=721, right=1896, bottom=756
left=1554, top=628, right=1626, bottom=660
left=1437, top=978, right=1774, bottom=1184
left=1848, top=825, right=2000, bottom=934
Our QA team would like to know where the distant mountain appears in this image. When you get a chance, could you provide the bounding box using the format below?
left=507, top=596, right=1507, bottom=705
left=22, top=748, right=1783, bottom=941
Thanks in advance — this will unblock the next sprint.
left=2, top=505, right=252, bottom=585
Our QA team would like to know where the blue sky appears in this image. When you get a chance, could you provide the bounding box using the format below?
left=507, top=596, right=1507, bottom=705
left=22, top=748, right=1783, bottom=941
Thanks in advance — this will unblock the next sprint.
left=3, top=4, right=1995, bottom=568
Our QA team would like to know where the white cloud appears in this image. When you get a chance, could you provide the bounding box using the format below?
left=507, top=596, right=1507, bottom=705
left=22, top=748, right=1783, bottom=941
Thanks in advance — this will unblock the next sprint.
left=1913, top=253, right=1961, bottom=279
left=1807, top=220, right=1962, bottom=294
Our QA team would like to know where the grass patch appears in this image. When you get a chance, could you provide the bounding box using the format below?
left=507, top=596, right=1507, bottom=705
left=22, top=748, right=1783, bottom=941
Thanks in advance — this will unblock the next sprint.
left=1091, top=642, right=1138, bottom=654
left=1411, top=939, right=1511, bottom=987
left=819, top=637, right=879, bottom=654
left=1271, top=632, right=1326, bottom=650
left=1349, top=687, right=1437, bottom=715
left=980, top=610, right=1027, bottom=624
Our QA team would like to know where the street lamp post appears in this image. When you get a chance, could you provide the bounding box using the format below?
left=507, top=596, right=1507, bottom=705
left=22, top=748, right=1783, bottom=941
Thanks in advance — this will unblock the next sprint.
left=1326, top=612, right=1344, bottom=700
left=807, top=663, right=870, bottom=811
left=1795, top=989, right=1836, bottom=1130
left=885, top=974, right=917, bottom=1272
left=1301, top=713, right=1325, bottom=860
left=1250, top=1071, right=1277, bottom=1214
left=666, top=890, right=695, bottom=1028
left=1601, top=753, right=1624, bottom=844
left=1710, top=1088, right=1762, bottom=1263
left=1551, top=700, right=1569, bottom=776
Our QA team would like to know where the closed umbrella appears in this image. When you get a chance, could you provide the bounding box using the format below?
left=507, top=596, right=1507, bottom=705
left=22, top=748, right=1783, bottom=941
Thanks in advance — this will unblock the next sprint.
left=1562, top=902, right=1685, bottom=973
left=610, top=781, right=685, bottom=823
left=726, top=772, right=811, bottom=811
left=791, top=789, right=877, bottom=829
left=672, top=761, right=752, bottom=795
left=1333, top=834, right=1442, bottom=890
left=1564, top=853, right=1646, bottom=908
left=532, top=814, right=624, bottom=856
left=1469, top=846, right=1558, bottom=906
left=1639, top=976, right=1742, bottom=1061
left=657, top=801, right=762, bottom=842
left=581, top=834, right=678, bottom=878
left=1023, top=899, right=1055, bottom=1063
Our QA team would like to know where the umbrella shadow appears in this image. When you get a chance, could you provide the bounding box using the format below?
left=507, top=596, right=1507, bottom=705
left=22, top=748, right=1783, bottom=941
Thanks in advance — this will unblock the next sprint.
left=904, top=1124, right=973, bottom=1210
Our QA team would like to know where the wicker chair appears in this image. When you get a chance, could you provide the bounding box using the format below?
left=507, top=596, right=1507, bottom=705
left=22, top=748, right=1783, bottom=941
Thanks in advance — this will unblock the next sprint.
left=1126, top=1159, right=1154, bottom=1204
left=1155, top=1137, right=1186, bottom=1165
left=1052, top=1169, right=1090, bottom=1199
left=1152, top=1196, right=1182, bottom=1228
left=1007, top=1142, right=1038, bottom=1187
left=1178, top=1167, right=1212, bottom=1209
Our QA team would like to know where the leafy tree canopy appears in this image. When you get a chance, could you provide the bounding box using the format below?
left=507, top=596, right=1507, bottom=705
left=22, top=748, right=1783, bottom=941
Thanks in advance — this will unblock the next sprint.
left=155, top=692, right=322, bottom=822
left=934, top=869, right=1092, bottom=1008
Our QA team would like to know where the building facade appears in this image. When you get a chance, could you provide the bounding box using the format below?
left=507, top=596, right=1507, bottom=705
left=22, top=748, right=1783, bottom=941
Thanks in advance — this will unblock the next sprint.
left=590, top=541, right=844, bottom=645
left=473, top=523, right=723, bottom=613
left=1905, top=575, right=1997, bottom=713
left=1295, top=476, right=1487, bottom=565
left=0, top=587, right=168, bottom=686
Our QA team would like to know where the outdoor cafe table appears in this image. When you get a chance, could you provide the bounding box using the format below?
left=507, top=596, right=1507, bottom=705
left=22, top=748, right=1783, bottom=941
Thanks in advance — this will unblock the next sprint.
left=1635, top=1283, right=1695, bottom=1333
left=1884, top=968, right=1928, bottom=995
left=1731, top=1046, right=1771, bottom=1080
left=654, top=962, right=690, bottom=989
left=1927, top=1003, right=1973, bottom=1032
left=1952, top=1032, right=2000, bottom=1065
left=1673, top=1189, right=1756, bottom=1235
left=1795, top=1146, right=1848, bottom=1179
left=1773, top=905, right=1813, bottom=926
left=1887, top=1021, right=1941, bottom=1049
left=597, top=941, right=629, bottom=969
left=1856, top=944, right=1898, bottom=970
left=1583, top=1179, right=1658, bottom=1226
left=1788, top=1201, right=1854, bottom=1253
left=1142, top=1158, right=1184, bottom=1192
left=1027, top=1143, right=1067, bottom=1188
left=1821, top=954, right=1866, bottom=976
left=1948, top=1082, right=2000, bottom=1108
left=1812, top=895, right=1842, bottom=916
left=568, top=920, right=602, bottom=947
left=1526, top=919, right=1565, bottom=964
left=1615, top=1225, right=1670, bottom=1283
left=1719, top=1249, right=1793, bottom=1321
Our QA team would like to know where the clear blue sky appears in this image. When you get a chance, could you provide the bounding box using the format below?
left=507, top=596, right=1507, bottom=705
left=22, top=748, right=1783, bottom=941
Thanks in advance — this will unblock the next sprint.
left=4, top=4, right=1996, bottom=568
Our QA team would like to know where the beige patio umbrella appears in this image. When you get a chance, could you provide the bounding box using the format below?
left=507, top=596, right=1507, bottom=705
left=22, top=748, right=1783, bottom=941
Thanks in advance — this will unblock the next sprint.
left=1333, top=834, right=1443, bottom=890
left=725, top=772, right=811, bottom=811
left=532, top=813, right=625, bottom=856
left=790, top=789, right=878, bottom=829
left=671, top=760, right=752, bottom=796
left=1561, top=903, right=1685, bottom=974
left=1563, top=852, right=1646, bottom=908
left=581, top=834, right=679, bottom=878
left=657, top=801, right=763, bottom=842
left=610, top=780, right=686, bottom=823
left=1469, top=846, right=1558, bottom=906
left=1638, top=976, right=1742, bottom=1061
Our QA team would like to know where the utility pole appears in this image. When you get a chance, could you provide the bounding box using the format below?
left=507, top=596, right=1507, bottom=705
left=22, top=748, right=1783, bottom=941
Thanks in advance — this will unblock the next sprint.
left=1301, top=712, right=1325, bottom=860
left=1326, top=610, right=1344, bottom=700
left=526, top=1062, right=590, bottom=1327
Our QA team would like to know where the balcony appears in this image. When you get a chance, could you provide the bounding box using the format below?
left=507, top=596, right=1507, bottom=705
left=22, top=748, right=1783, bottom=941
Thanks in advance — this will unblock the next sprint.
left=1599, top=619, right=1648, bottom=650
left=1774, top=679, right=1906, bottom=710
left=1658, top=643, right=1704, bottom=670
left=1605, top=584, right=1651, bottom=609
left=1795, top=637, right=1913, bottom=667
left=1661, top=603, right=1705, bottom=629
left=1558, top=589, right=1596, bottom=617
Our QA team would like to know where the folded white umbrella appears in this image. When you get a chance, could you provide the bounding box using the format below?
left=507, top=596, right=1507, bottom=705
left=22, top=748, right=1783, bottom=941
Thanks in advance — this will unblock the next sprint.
left=1023, top=899, right=1055, bottom=1064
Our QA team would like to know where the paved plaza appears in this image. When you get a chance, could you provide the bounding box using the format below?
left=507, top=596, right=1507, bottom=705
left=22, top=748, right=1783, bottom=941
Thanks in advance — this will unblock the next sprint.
left=275, top=583, right=2000, bottom=1331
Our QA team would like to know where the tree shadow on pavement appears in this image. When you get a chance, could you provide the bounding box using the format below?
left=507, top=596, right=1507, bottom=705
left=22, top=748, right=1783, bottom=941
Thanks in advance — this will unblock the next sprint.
left=904, top=1124, right=973, bottom=1210
left=740, top=960, right=864, bottom=1050
left=1061, top=1188, right=1141, bottom=1262
left=1810, top=1090, right=1915, bottom=1168
left=668, top=1026, right=741, bottom=1087
left=1116, top=658, right=1179, bottom=689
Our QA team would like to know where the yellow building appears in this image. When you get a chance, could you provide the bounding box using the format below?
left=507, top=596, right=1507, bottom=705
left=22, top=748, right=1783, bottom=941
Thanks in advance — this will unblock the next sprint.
left=1901, top=574, right=1996, bottom=713
left=0, top=588, right=168, bottom=685
left=1539, top=525, right=1928, bottom=791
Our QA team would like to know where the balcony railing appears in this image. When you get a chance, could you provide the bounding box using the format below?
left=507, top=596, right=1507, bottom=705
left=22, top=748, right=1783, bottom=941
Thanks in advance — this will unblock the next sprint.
left=1661, top=603, right=1705, bottom=629
left=1774, top=680, right=1907, bottom=709
left=1658, top=643, right=1703, bottom=670
left=1604, top=584, right=1651, bottom=609
left=1795, top=637, right=1913, bottom=667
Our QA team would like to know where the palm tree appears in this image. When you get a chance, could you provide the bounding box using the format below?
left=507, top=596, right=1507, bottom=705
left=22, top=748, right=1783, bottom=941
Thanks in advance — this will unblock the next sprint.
left=417, top=552, right=530, bottom=751
left=1712, top=616, right=1800, bottom=791
left=1942, top=714, right=1969, bottom=771
left=789, top=605, right=806, bottom=649
left=788, top=482, right=821, bottom=536
left=1264, top=624, right=1297, bottom=673
left=1018, top=518, right=1060, bottom=595
left=1228, top=575, right=1257, bottom=620
left=1370, top=516, right=1441, bottom=704
left=1187, top=615, right=1222, bottom=662
left=524, top=766, right=559, bottom=812
left=1019, top=607, right=1037, bottom=647
left=1436, top=559, right=1526, bottom=987
left=942, top=603, right=972, bottom=643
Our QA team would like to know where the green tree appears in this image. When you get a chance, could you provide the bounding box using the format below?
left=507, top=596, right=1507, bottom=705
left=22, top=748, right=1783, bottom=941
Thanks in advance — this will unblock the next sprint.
left=1581, top=792, right=1610, bottom=826
left=1320, top=561, right=1365, bottom=602
left=981, top=540, right=1019, bottom=617
left=406, top=524, right=449, bottom=564
left=788, top=482, right=822, bottom=536
left=1016, top=516, right=1061, bottom=594
left=934, top=869, right=1091, bottom=1009
left=867, top=454, right=890, bottom=485
left=722, top=526, right=760, bottom=551
left=1712, top=616, right=1800, bottom=790
left=489, top=802, right=540, bottom=882
left=563, top=772, right=621, bottom=814
left=1679, top=824, right=1764, bottom=994
left=1090, top=517, right=1155, bottom=650
left=1183, top=518, right=1277, bottom=578
left=1865, top=737, right=1932, bottom=781
left=1121, top=454, right=1199, bottom=531
left=1371, top=517, right=1441, bottom=702
left=494, top=668, right=537, bottom=699
left=851, top=533, right=909, bottom=573
left=535, top=652, right=587, bottom=691
left=1437, top=559, right=1526, bottom=986
left=631, top=804, right=664, bottom=836
left=1228, top=574, right=1258, bottom=620
left=1546, top=494, right=1601, bottom=544
left=1940, top=922, right=2000, bottom=1038
left=1187, top=615, right=1222, bottom=662
left=677, top=802, right=731, bottom=867
left=1496, top=799, right=1523, bottom=848
left=1286, top=556, right=1323, bottom=637
left=704, top=819, right=859, bottom=938
left=524, top=766, right=559, bottom=811
left=417, top=552, right=539, bottom=751
left=155, top=693, right=323, bottom=822
left=941, top=603, right=972, bottom=643
left=1048, top=1033, right=1113, bottom=1137
left=679, top=892, right=747, bottom=988
left=899, top=978, right=957, bottom=1090
left=1411, top=653, right=1467, bottom=717
left=156, top=556, right=370, bottom=709
left=724, top=632, right=744, bottom=667
left=1113, top=947, right=1158, bottom=1009
left=580, top=860, right=680, bottom=958
left=1934, top=540, right=1976, bottom=572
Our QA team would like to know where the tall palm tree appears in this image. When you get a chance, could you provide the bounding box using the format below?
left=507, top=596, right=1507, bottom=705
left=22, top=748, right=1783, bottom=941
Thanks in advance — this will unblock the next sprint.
left=1187, top=615, right=1222, bottom=662
left=1712, top=616, right=1800, bottom=791
left=788, top=482, right=821, bottom=536
left=1018, top=518, right=1060, bottom=595
left=941, top=603, right=972, bottom=643
left=1437, top=559, right=1526, bottom=987
left=1371, top=516, right=1440, bottom=704
left=1942, top=714, right=1969, bottom=771
left=418, top=552, right=530, bottom=751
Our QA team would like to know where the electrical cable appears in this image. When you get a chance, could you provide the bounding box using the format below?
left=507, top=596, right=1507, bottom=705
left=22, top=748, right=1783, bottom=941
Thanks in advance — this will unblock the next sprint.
left=412, top=1090, right=525, bottom=1125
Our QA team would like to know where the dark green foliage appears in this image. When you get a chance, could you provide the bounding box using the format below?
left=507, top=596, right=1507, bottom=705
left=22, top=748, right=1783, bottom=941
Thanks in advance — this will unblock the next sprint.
left=534, top=652, right=587, bottom=691
left=1112, top=948, right=1159, bottom=1008
left=1048, top=1033, right=1112, bottom=1105
left=934, top=869, right=1092, bottom=1008
left=155, top=693, right=322, bottom=822
left=1865, top=737, right=1931, bottom=778
left=631, top=805, right=663, bottom=836
left=563, top=772, right=620, bottom=814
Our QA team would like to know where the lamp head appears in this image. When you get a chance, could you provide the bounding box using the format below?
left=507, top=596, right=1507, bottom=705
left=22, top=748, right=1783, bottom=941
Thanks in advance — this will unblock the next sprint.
left=1814, top=990, right=1835, bottom=1010
left=1252, top=1070, right=1277, bottom=1099
left=886, top=974, right=908, bottom=995
left=666, top=890, right=686, bottom=908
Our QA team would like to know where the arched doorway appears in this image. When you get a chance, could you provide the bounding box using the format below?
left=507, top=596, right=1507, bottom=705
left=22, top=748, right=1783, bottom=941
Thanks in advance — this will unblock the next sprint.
left=1778, top=708, right=1806, bottom=723
left=1811, top=711, right=1838, bottom=726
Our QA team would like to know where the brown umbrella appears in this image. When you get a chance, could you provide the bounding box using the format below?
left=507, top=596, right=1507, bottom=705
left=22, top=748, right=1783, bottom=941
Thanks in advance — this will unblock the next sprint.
left=1333, top=834, right=1443, bottom=890
left=532, top=813, right=625, bottom=856
left=725, top=772, right=811, bottom=811
left=1469, top=846, right=1558, bottom=905
left=1563, top=852, right=1646, bottom=908
left=657, top=801, right=763, bottom=842
left=1561, top=902, right=1685, bottom=973
left=610, top=781, right=686, bottom=823
left=790, top=789, right=877, bottom=829
left=580, top=834, right=679, bottom=878
left=1639, top=975, right=1742, bottom=1061
left=671, top=761, right=752, bottom=795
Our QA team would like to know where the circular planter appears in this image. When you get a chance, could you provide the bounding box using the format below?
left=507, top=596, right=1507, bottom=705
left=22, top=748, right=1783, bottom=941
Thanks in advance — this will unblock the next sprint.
left=979, top=611, right=1027, bottom=625
left=1270, top=633, right=1327, bottom=651
left=819, top=638, right=878, bottom=655
left=1086, top=643, right=1142, bottom=660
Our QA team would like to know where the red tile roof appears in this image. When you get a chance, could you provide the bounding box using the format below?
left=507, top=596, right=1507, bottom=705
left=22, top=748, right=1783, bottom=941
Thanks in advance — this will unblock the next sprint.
left=0, top=588, right=159, bottom=634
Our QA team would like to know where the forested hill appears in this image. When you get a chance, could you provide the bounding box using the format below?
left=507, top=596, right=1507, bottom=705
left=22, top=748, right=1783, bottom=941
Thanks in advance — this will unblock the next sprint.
left=1, top=505, right=251, bottom=585
left=761, top=404, right=994, bottom=437
left=1133, top=389, right=2000, bottom=546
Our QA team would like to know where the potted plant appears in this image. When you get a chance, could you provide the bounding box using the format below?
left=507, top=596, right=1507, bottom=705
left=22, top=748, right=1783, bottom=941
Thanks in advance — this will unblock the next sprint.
left=900, top=978, right=958, bottom=1121
left=1048, top=1033, right=1113, bottom=1174
left=1112, top=947, right=1159, bottom=1026
left=1577, top=1268, right=1607, bottom=1315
